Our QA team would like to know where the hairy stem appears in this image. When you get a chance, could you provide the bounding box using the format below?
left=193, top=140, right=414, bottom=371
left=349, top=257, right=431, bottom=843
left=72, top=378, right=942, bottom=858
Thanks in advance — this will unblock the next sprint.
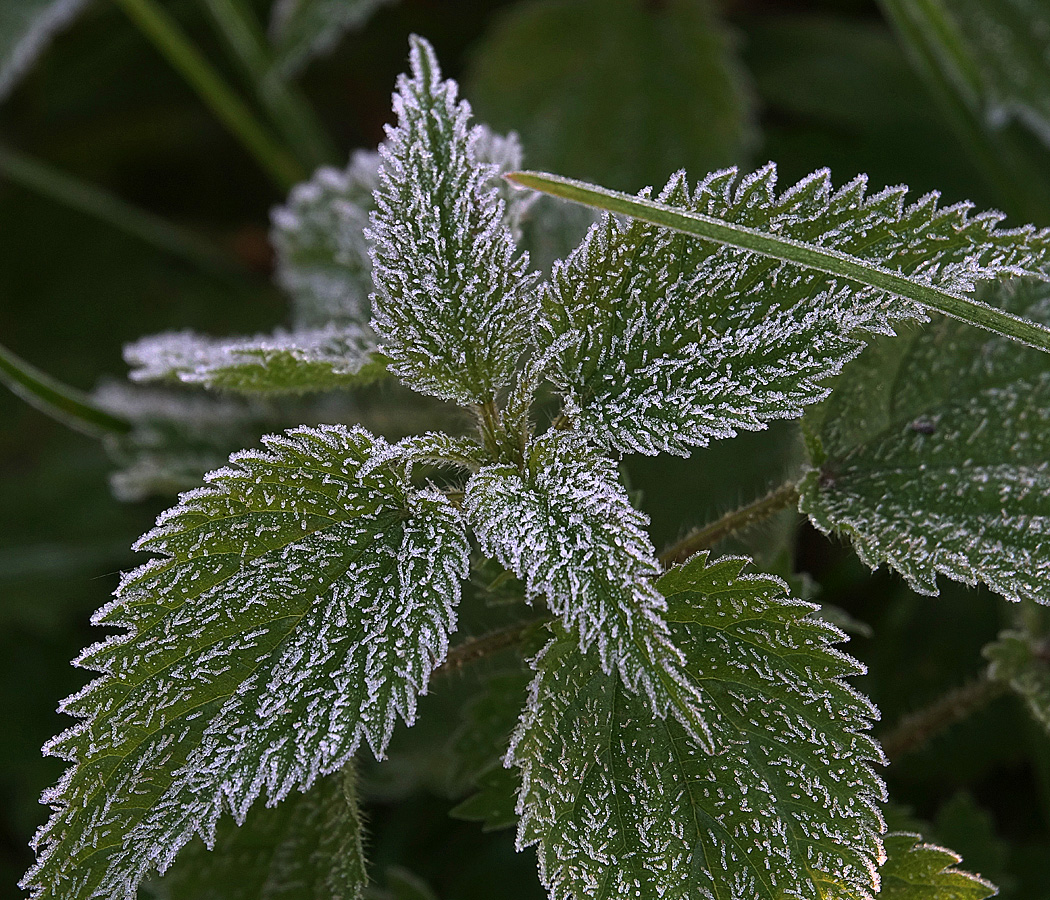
left=660, top=482, right=799, bottom=567
left=114, top=0, right=304, bottom=189
left=507, top=170, right=1050, bottom=353
left=0, top=342, right=131, bottom=437
left=881, top=674, right=1009, bottom=763
left=201, top=0, right=337, bottom=169
left=436, top=619, right=546, bottom=676
left=0, top=143, right=239, bottom=273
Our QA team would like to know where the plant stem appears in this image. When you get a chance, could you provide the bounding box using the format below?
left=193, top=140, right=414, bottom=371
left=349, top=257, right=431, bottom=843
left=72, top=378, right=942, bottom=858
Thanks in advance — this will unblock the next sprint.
left=507, top=170, right=1050, bottom=353
left=0, top=143, right=240, bottom=273
left=660, top=482, right=799, bottom=567
left=201, top=0, right=337, bottom=169
left=435, top=619, right=546, bottom=676
left=113, top=0, right=304, bottom=190
left=0, top=342, right=132, bottom=438
left=880, top=674, right=1008, bottom=763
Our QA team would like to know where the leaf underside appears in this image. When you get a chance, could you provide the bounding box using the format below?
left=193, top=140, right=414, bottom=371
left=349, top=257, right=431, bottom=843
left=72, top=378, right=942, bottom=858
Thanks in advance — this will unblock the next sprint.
left=23, top=424, right=468, bottom=900
left=508, top=553, right=886, bottom=900
left=539, top=164, right=1050, bottom=456
left=800, top=279, right=1050, bottom=603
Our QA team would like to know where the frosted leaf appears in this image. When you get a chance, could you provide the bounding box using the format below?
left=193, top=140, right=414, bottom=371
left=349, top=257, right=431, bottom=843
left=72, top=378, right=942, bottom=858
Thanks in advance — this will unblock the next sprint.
left=368, top=36, right=537, bottom=405
left=0, top=0, right=89, bottom=100
left=150, top=766, right=367, bottom=900
left=124, top=325, right=383, bottom=394
left=878, top=833, right=996, bottom=900
left=464, top=431, right=709, bottom=745
left=271, top=151, right=382, bottom=331
left=23, top=424, right=469, bottom=900
left=365, top=432, right=490, bottom=476
left=268, top=0, right=395, bottom=76
left=540, top=165, right=1050, bottom=456
left=985, top=607, right=1050, bottom=733
left=799, top=279, right=1050, bottom=602
left=508, top=552, right=886, bottom=900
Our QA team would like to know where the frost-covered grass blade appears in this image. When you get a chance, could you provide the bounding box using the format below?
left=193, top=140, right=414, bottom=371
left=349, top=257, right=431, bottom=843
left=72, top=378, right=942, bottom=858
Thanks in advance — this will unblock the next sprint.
left=508, top=552, right=886, bottom=900
left=369, top=35, right=537, bottom=405
left=464, top=431, right=710, bottom=745
left=800, top=279, right=1050, bottom=603
left=23, top=424, right=469, bottom=900
left=0, top=0, right=90, bottom=100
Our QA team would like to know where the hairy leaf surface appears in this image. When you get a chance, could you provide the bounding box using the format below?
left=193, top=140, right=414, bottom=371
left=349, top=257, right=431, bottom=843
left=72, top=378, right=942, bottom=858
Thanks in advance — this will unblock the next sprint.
left=539, top=164, right=1050, bottom=456
left=800, top=279, right=1050, bottom=602
left=878, top=832, right=996, bottom=900
left=152, top=767, right=367, bottom=900
left=369, top=36, right=536, bottom=405
left=271, top=151, right=381, bottom=331
left=24, top=424, right=469, bottom=900
left=268, top=0, right=395, bottom=76
left=124, top=326, right=383, bottom=394
left=508, top=553, right=886, bottom=900
left=464, top=431, right=708, bottom=743
left=0, top=0, right=89, bottom=100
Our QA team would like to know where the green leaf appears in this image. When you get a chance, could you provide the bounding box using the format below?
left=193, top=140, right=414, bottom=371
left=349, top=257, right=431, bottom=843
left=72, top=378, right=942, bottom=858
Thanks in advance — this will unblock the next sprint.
left=878, top=832, right=996, bottom=900
left=513, top=168, right=1050, bottom=353
left=268, top=0, right=394, bottom=77
left=799, top=279, right=1050, bottom=602
left=464, top=431, right=709, bottom=745
left=23, top=424, right=470, bottom=900
left=0, top=0, right=90, bottom=100
left=369, top=36, right=536, bottom=406
left=124, top=326, right=385, bottom=394
left=985, top=607, right=1050, bottom=732
left=151, top=766, right=367, bottom=900
left=467, top=0, right=755, bottom=192
left=271, top=150, right=381, bottom=331
left=522, top=166, right=1050, bottom=457
left=508, top=553, right=886, bottom=900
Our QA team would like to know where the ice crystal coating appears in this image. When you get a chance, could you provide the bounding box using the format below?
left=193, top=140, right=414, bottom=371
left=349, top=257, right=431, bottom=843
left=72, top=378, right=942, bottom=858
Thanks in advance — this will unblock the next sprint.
left=124, top=325, right=382, bottom=394
left=272, top=151, right=383, bottom=331
left=153, top=767, right=367, bottom=900
left=800, top=279, right=1050, bottom=602
left=268, top=0, right=394, bottom=76
left=0, top=0, right=89, bottom=100
left=539, top=165, right=1050, bottom=456
left=985, top=609, right=1050, bottom=733
left=508, top=553, right=886, bottom=900
left=23, top=424, right=469, bottom=900
left=878, top=832, right=996, bottom=900
left=368, top=35, right=537, bottom=405
left=465, top=431, right=709, bottom=745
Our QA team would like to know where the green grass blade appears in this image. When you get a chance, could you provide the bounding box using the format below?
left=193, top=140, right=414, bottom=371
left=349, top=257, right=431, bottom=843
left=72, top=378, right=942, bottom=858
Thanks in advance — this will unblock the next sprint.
left=508, top=170, right=1050, bottom=353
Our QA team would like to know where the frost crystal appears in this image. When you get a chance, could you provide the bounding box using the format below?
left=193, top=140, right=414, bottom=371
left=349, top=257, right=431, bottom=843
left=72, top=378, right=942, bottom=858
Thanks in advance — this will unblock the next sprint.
left=800, top=279, right=1050, bottom=603
left=124, top=325, right=381, bottom=394
left=465, top=432, right=708, bottom=745
left=368, top=35, right=537, bottom=405
left=508, top=554, right=886, bottom=900
left=540, top=165, right=1050, bottom=455
left=22, top=425, right=469, bottom=900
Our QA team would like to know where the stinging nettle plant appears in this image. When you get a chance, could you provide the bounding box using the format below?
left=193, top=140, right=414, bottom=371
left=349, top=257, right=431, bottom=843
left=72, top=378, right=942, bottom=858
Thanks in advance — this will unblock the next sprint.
left=17, top=33, right=1050, bottom=900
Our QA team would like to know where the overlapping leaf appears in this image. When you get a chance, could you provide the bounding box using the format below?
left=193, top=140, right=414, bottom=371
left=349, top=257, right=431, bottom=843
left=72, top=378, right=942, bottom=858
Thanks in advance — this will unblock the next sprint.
left=23, top=424, right=469, bottom=900
left=124, top=325, right=383, bottom=394
left=538, top=164, right=1050, bottom=455
left=800, top=279, right=1050, bottom=601
left=464, top=431, right=708, bottom=743
left=0, top=0, right=89, bottom=100
left=508, top=553, right=886, bottom=900
left=878, top=832, right=996, bottom=900
left=151, top=767, right=367, bottom=900
left=369, top=35, right=536, bottom=405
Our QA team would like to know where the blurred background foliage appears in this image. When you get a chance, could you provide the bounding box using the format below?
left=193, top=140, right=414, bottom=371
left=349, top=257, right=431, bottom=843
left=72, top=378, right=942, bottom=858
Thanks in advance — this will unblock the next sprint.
left=1, top=0, right=1049, bottom=897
